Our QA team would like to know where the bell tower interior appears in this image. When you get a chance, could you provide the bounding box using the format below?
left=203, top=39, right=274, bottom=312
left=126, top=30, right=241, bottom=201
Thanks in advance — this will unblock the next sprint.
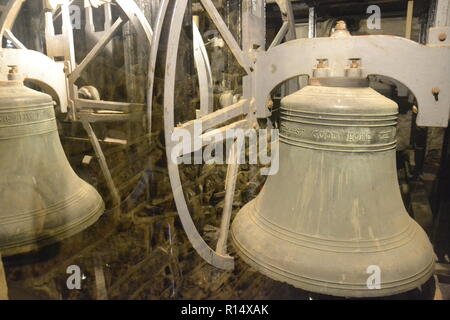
left=0, top=0, right=449, bottom=304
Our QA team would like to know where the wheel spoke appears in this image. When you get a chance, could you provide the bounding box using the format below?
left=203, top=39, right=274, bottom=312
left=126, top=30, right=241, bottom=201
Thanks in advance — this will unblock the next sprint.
left=200, top=0, right=251, bottom=74
left=193, top=19, right=214, bottom=118
left=172, top=99, right=250, bottom=157
left=283, top=0, right=297, bottom=41
left=216, top=140, right=240, bottom=255
left=0, top=0, right=24, bottom=41
left=177, top=99, right=249, bottom=135
left=269, top=21, right=288, bottom=49
left=116, top=0, right=153, bottom=44
left=148, top=0, right=170, bottom=137
left=69, top=16, right=127, bottom=84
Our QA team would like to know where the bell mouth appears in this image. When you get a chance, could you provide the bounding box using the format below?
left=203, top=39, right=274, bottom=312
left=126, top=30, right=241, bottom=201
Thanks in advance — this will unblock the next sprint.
left=231, top=199, right=435, bottom=298
left=309, top=77, right=369, bottom=88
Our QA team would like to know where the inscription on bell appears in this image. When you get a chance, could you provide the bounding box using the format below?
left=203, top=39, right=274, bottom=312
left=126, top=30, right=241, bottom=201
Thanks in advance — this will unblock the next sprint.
left=312, top=129, right=342, bottom=141
left=0, top=108, right=54, bottom=126
left=281, top=123, right=395, bottom=145
left=346, top=131, right=372, bottom=142
left=281, top=123, right=305, bottom=137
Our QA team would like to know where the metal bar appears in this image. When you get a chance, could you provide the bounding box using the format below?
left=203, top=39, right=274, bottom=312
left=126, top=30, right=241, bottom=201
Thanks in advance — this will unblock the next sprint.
left=177, top=99, right=249, bottom=135
left=75, top=99, right=144, bottom=112
left=252, top=36, right=450, bottom=127
left=78, top=111, right=143, bottom=123
left=200, top=0, right=251, bottom=74
left=82, top=121, right=121, bottom=213
left=69, top=17, right=126, bottom=84
left=175, top=119, right=249, bottom=157
left=405, top=1, right=414, bottom=39
left=94, top=258, right=108, bottom=300
left=269, top=21, right=288, bottom=49
left=216, top=139, right=239, bottom=255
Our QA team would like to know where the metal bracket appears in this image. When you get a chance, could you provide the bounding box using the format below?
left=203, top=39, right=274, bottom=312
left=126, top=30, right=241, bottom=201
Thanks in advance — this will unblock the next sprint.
left=253, top=35, right=450, bottom=127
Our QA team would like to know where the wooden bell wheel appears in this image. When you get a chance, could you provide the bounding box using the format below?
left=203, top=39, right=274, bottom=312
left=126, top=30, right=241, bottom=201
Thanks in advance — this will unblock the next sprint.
left=161, top=0, right=298, bottom=270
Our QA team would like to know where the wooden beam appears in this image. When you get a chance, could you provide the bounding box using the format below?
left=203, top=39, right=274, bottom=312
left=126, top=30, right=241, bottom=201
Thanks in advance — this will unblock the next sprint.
left=405, top=0, right=414, bottom=39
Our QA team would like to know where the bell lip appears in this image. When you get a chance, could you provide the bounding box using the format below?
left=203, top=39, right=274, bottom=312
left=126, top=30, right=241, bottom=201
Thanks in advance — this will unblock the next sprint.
left=309, top=77, right=369, bottom=88
left=0, top=188, right=105, bottom=257
left=231, top=200, right=436, bottom=298
left=232, top=234, right=435, bottom=298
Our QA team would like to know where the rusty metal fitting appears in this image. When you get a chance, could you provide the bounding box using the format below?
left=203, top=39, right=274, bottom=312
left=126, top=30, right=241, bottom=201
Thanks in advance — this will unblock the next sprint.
left=349, top=59, right=360, bottom=68
left=316, top=59, right=328, bottom=69
left=432, top=88, right=441, bottom=95
left=7, top=65, right=18, bottom=74
left=432, top=88, right=441, bottom=101
left=439, top=33, right=447, bottom=41
left=335, top=20, right=347, bottom=31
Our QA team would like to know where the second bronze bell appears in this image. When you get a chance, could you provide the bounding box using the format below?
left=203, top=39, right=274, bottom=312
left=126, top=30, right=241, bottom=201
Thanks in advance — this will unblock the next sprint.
left=231, top=78, right=435, bottom=298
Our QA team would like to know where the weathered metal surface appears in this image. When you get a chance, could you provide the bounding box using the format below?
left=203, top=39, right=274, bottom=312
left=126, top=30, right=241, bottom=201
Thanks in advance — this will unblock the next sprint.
left=232, top=79, right=435, bottom=297
left=0, top=80, right=104, bottom=256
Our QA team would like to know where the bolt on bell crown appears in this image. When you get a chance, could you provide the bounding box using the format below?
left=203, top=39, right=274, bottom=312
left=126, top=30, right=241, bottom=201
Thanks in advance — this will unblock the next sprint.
left=231, top=78, right=435, bottom=298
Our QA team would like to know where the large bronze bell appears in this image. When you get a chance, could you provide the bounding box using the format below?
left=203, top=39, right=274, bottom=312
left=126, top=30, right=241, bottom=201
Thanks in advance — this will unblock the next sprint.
left=0, top=79, right=104, bottom=256
left=231, top=77, right=435, bottom=297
